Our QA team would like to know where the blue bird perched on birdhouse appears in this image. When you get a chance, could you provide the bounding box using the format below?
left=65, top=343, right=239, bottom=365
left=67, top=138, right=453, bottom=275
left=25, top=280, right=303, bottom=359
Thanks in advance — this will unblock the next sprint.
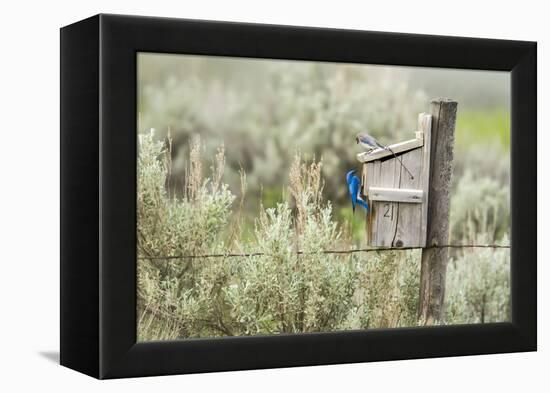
left=346, top=170, right=369, bottom=213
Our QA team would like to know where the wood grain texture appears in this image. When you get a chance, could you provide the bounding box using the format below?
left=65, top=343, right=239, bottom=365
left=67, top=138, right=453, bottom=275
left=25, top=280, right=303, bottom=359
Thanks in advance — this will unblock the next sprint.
left=368, top=187, right=423, bottom=203
left=418, top=99, right=457, bottom=324
left=357, top=137, right=423, bottom=163
left=374, top=158, right=399, bottom=247
left=392, top=146, right=423, bottom=247
left=419, top=114, right=432, bottom=247
left=362, top=123, right=431, bottom=248
left=367, top=149, right=417, bottom=247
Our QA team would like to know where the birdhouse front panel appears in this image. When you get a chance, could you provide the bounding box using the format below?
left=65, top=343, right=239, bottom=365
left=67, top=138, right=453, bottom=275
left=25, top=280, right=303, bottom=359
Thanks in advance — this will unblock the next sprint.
left=358, top=113, right=432, bottom=248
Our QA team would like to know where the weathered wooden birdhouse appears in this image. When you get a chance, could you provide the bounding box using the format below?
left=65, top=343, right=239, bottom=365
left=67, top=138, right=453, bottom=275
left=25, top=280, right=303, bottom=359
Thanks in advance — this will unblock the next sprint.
left=357, top=113, right=432, bottom=248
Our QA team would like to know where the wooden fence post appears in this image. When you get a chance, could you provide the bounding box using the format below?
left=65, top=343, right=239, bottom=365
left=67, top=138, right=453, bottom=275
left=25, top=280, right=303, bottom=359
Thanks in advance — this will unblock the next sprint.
left=418, top=98, right=458, bottom=324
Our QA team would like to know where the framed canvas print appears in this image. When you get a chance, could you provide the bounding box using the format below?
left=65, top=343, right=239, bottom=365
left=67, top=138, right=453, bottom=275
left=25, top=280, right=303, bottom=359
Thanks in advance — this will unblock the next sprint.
left=60, top=14, right=536, bottom=379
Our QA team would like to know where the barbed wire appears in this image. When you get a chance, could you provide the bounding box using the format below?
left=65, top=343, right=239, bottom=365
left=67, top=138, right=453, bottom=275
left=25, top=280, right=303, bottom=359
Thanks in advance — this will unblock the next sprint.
left=138, top=244, right=510, bottom=261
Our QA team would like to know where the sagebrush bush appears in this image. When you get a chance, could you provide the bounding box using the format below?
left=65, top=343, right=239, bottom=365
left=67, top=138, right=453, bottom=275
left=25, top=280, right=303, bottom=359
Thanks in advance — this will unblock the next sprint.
left=138, top=61, right=427, bottom=208
left=444, top=166, right=510, bottom=324
left=445, top=238, right=510, bottom=324
left=137, top=131, right=510, bottom=340
left=450, top=169, right=509, bottom=245
left=138, top=131, right=236, bottom=339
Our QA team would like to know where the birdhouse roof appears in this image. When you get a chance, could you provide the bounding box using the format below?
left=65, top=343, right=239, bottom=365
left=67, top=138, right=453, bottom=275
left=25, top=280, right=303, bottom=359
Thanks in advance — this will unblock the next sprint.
left=356, top=131, right=424, bottom=163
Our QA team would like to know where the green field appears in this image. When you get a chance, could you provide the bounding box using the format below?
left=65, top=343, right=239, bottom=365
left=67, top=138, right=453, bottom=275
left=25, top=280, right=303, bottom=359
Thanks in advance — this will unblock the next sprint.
left=456, top=109, right=510, bottom=150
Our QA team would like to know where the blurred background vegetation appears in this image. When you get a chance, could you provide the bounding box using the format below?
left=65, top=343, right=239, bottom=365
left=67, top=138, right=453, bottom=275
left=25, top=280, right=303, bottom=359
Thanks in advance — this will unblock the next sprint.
left=138, top=54, right=510, bottom=243
left=137, top=53, right=510, bottom=339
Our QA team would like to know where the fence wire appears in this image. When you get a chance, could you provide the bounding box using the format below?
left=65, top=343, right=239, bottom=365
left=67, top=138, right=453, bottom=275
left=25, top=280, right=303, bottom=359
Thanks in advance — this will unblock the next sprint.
left=137, top=244, right=510, bottom=261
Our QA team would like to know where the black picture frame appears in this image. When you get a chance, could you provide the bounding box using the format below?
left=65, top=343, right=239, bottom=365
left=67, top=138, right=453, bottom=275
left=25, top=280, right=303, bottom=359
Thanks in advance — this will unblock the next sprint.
left=60, top=13, right=536, bottom=379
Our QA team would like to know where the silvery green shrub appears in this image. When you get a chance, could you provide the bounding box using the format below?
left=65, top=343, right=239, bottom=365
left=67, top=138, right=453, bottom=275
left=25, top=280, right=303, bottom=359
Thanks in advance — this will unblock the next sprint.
left=138, top=61, right=427, bottom=207
left=137, top=131, right=510, bottom=340
left=445, top=239, right=510, bottom=324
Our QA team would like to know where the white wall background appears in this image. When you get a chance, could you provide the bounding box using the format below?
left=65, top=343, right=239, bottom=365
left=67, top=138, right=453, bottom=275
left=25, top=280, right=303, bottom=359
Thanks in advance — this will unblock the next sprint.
left=0, top=0, right=546, bottom=390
